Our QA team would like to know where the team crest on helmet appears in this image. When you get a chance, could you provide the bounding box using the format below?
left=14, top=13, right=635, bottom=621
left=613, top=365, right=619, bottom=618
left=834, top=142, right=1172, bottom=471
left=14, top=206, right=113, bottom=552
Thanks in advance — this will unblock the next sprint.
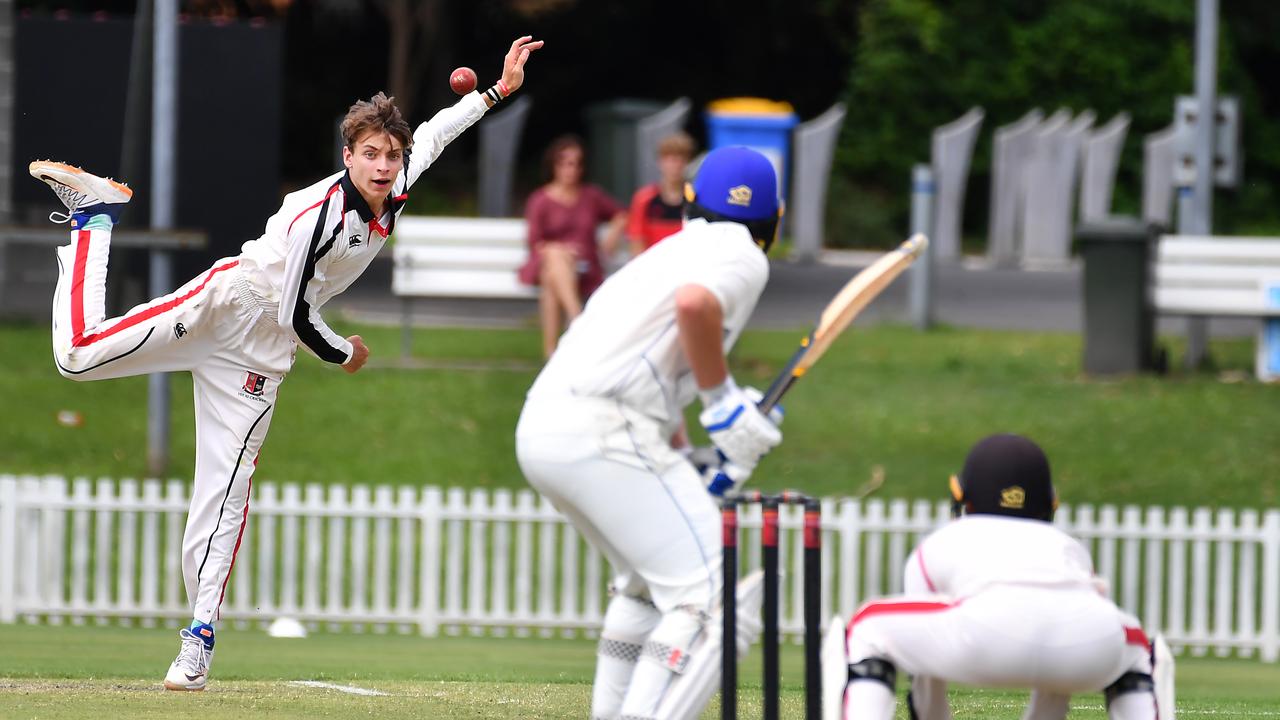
left=999, top=486, right=1026, bottom=510
left=726, top=185, right=753, bottom=207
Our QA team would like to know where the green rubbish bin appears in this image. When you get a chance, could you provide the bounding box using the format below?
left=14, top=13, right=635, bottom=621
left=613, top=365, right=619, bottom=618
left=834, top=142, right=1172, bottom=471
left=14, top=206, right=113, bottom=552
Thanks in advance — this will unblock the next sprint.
left=585, top=99, right=666, bottom=202
left=1077, top=218, right=1162, bottom=375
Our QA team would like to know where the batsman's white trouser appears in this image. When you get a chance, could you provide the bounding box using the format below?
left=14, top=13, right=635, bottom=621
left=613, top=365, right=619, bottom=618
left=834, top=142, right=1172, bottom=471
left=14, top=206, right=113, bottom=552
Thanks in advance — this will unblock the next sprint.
left=53, top=226, right=295, bottom=623
left=516, top=395, right=723, bottom=718
left=842, top=586, right=1155, bottom=720
left=516, top=395, right=721, bottom=611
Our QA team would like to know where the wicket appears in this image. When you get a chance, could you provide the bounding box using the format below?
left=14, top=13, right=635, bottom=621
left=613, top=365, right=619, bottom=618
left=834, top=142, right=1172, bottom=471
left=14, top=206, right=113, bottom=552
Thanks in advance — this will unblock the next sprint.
left=721, top=491, right=822, bottom=720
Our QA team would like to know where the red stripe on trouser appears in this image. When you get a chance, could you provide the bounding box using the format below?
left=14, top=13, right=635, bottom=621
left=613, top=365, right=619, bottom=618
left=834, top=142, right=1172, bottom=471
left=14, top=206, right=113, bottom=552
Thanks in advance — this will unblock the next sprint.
left=71, top=259, right=239, bottom=347
left=215, top=460, right=256, bottom=617
left=70, top=229, right=91, bottom=341
left=1124, top=626, right=1150, bottom=648
left=847, top=599, right=960, bottom=640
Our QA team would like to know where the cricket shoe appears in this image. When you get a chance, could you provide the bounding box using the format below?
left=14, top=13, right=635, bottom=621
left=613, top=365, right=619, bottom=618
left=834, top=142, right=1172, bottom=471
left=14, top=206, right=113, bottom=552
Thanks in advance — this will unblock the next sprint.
left=28, top=160, right=132, bottom=228
left=163, top=623, right=216, bottom=691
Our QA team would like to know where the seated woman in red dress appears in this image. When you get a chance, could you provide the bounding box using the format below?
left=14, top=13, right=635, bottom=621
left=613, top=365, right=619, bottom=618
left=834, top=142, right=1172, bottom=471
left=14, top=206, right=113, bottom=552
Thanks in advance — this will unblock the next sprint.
left=518, top=135, right=626, bottom=357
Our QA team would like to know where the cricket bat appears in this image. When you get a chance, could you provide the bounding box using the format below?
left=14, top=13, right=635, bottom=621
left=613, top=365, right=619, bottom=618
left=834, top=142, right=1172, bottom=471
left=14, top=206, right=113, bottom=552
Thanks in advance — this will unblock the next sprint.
left=757, top=234, right=929, bottom=413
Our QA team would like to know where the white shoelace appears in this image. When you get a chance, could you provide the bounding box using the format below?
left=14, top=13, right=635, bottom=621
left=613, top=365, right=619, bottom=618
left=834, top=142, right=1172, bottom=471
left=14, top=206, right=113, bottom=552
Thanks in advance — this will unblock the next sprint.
left=175, top=628, right=213, bottom=675
left=45, top=181, right=95, bottom=224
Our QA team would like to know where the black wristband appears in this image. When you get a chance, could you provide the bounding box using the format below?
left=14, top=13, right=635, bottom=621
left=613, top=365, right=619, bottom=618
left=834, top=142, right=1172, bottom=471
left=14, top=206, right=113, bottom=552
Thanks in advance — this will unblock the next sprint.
left=485, top=86, right=503, bottom=104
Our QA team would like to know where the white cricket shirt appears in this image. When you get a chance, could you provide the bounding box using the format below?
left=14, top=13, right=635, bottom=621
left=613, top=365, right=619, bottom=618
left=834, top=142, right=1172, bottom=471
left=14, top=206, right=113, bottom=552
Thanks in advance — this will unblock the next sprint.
left=236, top=92, right=489, bottom=363
left=527, top=218, right=769, bottom=429
left=905, top=515, right=1099, bottom=598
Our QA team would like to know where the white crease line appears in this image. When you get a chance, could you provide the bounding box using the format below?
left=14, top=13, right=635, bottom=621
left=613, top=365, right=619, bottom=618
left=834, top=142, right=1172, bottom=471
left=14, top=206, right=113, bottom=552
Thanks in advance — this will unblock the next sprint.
left=289, top=680, right=389, bottom=696
left=973, top=701, right=1280, bottom=718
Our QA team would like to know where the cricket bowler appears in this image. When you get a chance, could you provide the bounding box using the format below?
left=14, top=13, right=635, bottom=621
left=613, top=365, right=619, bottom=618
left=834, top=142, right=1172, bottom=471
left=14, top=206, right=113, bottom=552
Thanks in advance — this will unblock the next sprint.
left=28, top=35, right=541, bottom=692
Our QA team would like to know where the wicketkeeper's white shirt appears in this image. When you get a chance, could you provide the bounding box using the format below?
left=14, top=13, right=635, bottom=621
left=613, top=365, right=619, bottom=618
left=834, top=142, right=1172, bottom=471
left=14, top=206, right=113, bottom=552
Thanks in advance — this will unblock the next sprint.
left=527, top=218, right=769, bottom=430
left=905, top=515, right=1101, bottom=598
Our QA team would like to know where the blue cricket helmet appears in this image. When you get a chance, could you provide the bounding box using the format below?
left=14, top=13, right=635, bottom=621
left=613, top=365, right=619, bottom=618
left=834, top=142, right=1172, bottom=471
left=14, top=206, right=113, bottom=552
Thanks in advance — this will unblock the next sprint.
left=690, top=146, right=779, bottom=221
left=685, top=146, right=783, bottom=251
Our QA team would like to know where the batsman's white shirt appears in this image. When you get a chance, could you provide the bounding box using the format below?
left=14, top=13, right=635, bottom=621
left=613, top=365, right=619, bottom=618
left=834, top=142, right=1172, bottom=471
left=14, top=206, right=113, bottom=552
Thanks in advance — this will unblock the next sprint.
left=527, top=217, right=768, bottom=431
left=518, top=218, right=768, bottom=611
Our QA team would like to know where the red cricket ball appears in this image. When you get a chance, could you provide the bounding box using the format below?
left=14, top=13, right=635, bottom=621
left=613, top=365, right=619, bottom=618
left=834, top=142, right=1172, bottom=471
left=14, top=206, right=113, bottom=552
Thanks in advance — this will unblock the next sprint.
left=449, top=67, right=478, bottom=96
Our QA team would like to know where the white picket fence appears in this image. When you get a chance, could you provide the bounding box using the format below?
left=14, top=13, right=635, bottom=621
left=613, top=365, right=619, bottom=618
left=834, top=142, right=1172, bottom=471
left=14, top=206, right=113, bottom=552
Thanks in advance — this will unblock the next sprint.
left=1, top=474, right=1277, bottom=661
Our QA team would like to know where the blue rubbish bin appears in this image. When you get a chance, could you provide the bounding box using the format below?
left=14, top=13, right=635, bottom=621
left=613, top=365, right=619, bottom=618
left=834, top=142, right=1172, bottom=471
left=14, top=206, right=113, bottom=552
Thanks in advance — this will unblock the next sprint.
left=705, top=98, right=799, bottom=198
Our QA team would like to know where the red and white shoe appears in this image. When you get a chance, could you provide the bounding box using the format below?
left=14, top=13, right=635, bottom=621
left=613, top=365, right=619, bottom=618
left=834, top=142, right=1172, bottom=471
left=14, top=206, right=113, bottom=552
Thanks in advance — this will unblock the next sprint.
left=28, top=160, right=132, bottom=225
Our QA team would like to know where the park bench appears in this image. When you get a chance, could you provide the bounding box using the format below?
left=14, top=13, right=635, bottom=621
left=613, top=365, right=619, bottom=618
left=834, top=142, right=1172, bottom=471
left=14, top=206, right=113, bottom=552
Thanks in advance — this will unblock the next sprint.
left=391, top=216, right=537, bottom=301
left=1152, top=234, right=1280, bottom=380
left=389, top=215, right=626, bottom=356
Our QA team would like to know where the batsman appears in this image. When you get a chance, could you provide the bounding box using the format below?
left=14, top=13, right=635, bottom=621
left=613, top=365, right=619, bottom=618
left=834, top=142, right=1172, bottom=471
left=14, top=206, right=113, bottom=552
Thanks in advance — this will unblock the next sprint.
left=516, top=146, right=786, bottom=720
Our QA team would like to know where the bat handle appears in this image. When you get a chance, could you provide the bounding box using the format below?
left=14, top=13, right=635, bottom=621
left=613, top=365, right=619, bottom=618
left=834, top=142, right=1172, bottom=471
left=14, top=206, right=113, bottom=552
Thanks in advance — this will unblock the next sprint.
left=757, top=376, right=795, bottom=415
left=758, top=339, right=809, bottom=413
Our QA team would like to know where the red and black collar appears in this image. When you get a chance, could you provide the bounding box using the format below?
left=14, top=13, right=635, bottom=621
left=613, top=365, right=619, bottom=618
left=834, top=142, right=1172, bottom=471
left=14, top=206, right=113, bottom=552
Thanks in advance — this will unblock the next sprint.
left=339, top=170, right=409, bottom=239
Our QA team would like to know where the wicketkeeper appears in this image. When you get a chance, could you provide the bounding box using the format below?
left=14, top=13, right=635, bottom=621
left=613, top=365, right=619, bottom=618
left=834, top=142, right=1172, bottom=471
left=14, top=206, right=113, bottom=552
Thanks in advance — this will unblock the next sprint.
left=28, top=35, right=541, bottom=692
left=824, top=434, right=1173, bottom=720
left=516, top=146, right=787, bottom=720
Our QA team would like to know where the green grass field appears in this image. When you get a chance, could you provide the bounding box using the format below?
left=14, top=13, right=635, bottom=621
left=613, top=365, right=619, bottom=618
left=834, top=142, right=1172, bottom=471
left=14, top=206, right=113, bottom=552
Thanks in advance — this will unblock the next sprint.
left=1, top=623, right=1277, bottom=719
left=3, top=322, right=1279, bottom=717
left=2, top=321, right=1276, bottom=506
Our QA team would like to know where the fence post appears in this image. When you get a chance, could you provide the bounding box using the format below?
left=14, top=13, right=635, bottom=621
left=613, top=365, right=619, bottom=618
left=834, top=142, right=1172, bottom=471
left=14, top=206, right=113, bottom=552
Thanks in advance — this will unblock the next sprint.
left=419, top=486, right=442, bottom=637
left=0, top=475, right=16, bottom=623
left=1262, top=510, right=1280, bottom=662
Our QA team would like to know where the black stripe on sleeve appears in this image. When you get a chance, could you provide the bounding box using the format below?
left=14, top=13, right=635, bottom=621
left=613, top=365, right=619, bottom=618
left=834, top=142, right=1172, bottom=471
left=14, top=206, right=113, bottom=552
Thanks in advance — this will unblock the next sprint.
left=291, top=194, right=350, bottom=364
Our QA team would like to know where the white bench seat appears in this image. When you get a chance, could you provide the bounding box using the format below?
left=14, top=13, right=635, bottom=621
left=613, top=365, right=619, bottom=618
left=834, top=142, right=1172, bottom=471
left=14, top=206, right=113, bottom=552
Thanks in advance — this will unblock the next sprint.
left=391, top=216, right=536, bottom=300
left=1152, top=235, right=1280, bottom=379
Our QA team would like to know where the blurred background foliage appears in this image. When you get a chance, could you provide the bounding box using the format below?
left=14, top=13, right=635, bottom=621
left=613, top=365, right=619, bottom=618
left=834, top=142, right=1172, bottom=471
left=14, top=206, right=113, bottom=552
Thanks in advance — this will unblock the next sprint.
left=16, top=0, right=1280, bottom=249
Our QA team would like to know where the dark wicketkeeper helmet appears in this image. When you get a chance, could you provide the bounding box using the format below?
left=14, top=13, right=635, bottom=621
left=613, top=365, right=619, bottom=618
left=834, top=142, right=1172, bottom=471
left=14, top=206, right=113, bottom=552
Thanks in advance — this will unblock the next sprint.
left=949, top=433, right=1058, bottom=522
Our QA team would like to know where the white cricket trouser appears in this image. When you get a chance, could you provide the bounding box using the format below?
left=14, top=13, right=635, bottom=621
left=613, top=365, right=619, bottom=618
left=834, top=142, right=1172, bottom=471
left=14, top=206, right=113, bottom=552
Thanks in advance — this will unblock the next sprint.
left=52, top=226, right=295, bottom=623
left=515, top=395, right=721, bottom=611
left=844, top=586, right=1155, bottom=720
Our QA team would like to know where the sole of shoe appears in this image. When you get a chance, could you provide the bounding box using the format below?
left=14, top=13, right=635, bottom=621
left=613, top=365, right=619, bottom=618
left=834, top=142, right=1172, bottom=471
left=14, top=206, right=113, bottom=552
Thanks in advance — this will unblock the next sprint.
left=28, top=160, right=133, bottom=204
left=163, top=679, right=207, bottom=692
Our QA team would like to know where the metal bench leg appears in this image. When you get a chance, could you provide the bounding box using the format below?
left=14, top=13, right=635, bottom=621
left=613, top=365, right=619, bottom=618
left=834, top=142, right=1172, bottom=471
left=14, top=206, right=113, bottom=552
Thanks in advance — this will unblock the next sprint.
left=1184, top=317, right=1209, bottom=370
left=402, top=296, right=412, bottom=360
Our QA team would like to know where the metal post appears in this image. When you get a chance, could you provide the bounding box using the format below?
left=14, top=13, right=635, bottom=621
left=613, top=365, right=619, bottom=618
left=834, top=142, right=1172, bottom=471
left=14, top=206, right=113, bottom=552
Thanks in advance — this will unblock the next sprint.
left=909, top=164, right=936, bottom=330
left=1190, top=0, right=1217, bottom=236
left=147, top=0, right=178, bottom=476
left=1183, top=0, right=1218, bottom=370
left=0, top=0, right=14, bottom=224
left=720, top=499, right=738, bottom=720
left=761, top=496, right=780, bottom=720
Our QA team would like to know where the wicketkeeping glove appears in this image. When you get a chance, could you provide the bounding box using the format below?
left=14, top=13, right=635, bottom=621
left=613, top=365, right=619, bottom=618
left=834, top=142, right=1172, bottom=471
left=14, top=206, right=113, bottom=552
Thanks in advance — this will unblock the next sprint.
left=698, top=377, right=782, bottom=478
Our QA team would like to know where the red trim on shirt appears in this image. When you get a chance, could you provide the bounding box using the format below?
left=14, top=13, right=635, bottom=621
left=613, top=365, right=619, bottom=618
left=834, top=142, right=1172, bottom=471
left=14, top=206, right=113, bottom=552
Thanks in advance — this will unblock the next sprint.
left=71, top=260, right=239, bottom=347
left=917, top=549, right=938, bottom=593
left=1124, top=626, right=1150, bottom=648
left=286, top=182, right=342, bottom=237
left=848, top=599, right=960, bottom=640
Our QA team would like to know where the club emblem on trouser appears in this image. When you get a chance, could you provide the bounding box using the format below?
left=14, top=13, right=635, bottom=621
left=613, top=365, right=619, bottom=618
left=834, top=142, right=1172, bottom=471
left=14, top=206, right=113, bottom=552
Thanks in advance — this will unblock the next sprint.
left=242, top=372, right=267, bottom=397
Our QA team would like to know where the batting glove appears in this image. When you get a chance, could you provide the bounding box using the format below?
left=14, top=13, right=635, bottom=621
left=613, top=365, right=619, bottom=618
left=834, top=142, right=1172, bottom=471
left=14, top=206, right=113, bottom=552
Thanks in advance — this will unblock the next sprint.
left=703, top=459, right=751, bottom=497
left=698, top=377, right=782, bottom=477
left=743, top=386, right=784, bottom=427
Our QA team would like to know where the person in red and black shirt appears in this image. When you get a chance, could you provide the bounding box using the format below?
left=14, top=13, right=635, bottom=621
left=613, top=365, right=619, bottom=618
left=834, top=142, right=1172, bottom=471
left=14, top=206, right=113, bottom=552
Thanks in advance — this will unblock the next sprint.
left=626, top=132, right=696, bottom=257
